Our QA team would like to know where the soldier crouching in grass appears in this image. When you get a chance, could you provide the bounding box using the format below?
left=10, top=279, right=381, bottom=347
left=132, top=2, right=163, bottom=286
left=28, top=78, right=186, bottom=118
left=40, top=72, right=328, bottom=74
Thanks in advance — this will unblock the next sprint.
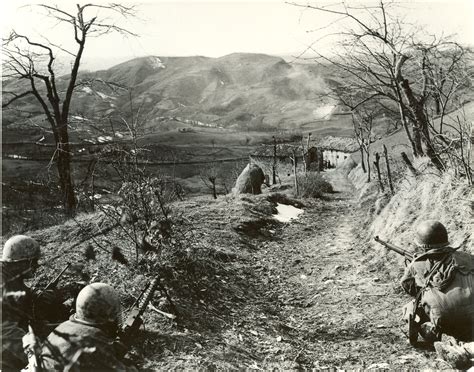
left=0, top=235, right=70, bottom=370
left=40, top=283, right=137, bottom=371
left=400, top=220, right=474, bottom=367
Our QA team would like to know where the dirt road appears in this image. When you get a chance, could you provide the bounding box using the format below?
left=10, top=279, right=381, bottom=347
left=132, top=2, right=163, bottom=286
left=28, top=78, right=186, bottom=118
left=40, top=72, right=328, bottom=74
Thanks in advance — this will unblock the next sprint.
left=144, top=169, right=447, bottom=369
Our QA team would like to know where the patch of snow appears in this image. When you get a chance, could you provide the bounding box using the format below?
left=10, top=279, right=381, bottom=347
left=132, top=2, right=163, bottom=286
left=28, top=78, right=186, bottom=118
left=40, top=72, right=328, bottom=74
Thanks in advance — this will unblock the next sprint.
left=96, top=91, right=116, bottom=100
left=77, top=148, right=86, bottom=153
left=82, top=87, right=93, bottom=94
left=84, top=139, right=96, bottom=144
left=114, top=132, right=124, bottom=138
left=97, top=136, right=113, bottom=143
left=313, top=104, right=336, bottom=119
left=148, top=56, right=165, bottom=70
left=7, top=154, right=28, bottom=159
left=71, top=115, right=90, bottom=121
left=273, top=203, right=304, bottom=223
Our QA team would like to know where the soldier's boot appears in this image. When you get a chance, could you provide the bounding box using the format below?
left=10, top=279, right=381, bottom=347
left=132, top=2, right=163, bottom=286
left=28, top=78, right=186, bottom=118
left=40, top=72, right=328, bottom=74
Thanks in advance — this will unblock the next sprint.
left=434, top=336, right=472, bottom=369
left=419, top=322, right=441, bottom=343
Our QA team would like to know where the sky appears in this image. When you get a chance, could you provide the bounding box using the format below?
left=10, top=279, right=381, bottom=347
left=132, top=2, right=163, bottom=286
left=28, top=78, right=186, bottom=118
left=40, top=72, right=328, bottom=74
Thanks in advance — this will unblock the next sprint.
left=1, top=0, right=473, bottom=71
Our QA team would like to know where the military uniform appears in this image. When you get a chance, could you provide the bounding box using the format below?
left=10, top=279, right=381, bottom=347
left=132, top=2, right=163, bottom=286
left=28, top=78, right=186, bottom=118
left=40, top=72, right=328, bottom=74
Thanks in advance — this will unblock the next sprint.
left=0, top=235, right=69, bottom=370
left=40, top=283, right=137, bottom=371
left=401, top=247, right=474, bottom=341
left=41, top=319, right=135, bottom=371
left=400, top=221, right=474, bottom=343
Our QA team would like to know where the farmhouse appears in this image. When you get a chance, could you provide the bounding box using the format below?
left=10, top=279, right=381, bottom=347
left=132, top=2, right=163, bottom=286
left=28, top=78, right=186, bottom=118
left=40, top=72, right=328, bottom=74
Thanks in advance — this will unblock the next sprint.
left=249, top=137, right=358, bottom=182
left=249, top=142, right=323, bottom=180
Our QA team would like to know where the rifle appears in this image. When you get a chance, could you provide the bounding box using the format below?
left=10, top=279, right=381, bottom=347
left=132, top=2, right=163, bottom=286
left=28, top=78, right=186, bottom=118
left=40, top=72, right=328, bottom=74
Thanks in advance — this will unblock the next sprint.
left=119, top=278, right=161, bottom=344
left=22, top=324, right=42, bottom=371
left=374, top=236, right=414, bottom=261
left=44, top=262, right=71, bottom=291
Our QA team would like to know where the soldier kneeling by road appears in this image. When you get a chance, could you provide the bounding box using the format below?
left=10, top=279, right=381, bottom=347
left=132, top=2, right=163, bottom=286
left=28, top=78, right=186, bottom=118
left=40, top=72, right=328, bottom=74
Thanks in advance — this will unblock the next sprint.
left=0, top=235, right=70, bottom=370
left=40, top=283, right=137, bottom=371
left=400, top=220, right=474, bottom=348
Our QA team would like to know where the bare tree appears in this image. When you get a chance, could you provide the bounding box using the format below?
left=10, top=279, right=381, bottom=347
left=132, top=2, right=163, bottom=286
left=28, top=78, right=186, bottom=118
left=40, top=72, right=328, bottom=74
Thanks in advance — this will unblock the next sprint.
left=2, top=3, right=136, bottom=213
left=200, top=161, right=224, bottom=199
left=352, top=107, right=376, bottom=182
left=289, top=1, right=473, bottom=173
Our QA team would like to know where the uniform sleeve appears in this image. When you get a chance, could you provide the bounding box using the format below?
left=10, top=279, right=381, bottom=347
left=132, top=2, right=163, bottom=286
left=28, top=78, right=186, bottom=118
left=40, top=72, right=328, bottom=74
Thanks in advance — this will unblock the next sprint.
left=1, top=321, right=28, bottom=370
left=400, top=264, right=419, bottom=297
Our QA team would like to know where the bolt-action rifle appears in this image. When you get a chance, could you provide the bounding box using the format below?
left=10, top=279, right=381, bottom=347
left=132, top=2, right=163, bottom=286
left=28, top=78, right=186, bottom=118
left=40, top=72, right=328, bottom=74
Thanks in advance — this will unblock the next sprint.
left=22, top=324, right=42, bottom=371
left=119, top=278, right=161, bottom=344
left=35, top=262, right=71, bottom=297
left=44, top=262, right=71, bottom=290
left=374, top=236, right=414, bottom=261
left=374, top=236, right=420, bottom=344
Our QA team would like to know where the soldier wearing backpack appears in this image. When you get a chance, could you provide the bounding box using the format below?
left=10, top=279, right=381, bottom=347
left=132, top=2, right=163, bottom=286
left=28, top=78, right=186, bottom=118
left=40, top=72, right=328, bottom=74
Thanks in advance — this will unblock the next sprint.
left=401, top=220, right=474, bottom=343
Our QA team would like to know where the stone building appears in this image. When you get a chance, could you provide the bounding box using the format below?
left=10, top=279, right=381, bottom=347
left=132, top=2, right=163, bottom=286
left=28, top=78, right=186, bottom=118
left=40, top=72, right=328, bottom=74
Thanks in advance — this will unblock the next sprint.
left=249, top=142, right=323, bottom=183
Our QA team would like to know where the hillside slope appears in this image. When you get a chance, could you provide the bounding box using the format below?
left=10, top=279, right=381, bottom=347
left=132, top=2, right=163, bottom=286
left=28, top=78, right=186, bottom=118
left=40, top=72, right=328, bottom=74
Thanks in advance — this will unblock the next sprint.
left=2, top=53, right=351, bottom=143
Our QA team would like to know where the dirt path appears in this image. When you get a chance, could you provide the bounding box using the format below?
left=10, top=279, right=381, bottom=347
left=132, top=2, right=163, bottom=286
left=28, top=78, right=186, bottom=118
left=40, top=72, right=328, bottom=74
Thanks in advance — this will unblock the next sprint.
left=220, top=169, right=443, bottom=369
left=142, top=169, right=448, bottom=369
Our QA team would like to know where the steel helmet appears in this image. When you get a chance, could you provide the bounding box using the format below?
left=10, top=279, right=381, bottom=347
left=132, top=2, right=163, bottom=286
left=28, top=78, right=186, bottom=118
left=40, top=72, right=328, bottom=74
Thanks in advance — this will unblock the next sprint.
left=415, top=220, right=449, bottom=249
left=75, top=283, right=122, bottom=325
left=1, top=235, right=40, bottom=262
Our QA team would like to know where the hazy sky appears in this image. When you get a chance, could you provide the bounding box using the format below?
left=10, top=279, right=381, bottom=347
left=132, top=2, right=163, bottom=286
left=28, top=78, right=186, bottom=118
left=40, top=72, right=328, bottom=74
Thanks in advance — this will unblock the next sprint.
left=1, top=1, right=473, bottom=71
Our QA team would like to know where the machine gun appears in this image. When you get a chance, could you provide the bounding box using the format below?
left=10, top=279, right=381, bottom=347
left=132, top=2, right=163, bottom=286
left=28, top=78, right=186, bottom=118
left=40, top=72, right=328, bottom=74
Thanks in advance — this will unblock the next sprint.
left=374, top=236, right=414, bottom=261
left=119, top=278, right=161, bottom=344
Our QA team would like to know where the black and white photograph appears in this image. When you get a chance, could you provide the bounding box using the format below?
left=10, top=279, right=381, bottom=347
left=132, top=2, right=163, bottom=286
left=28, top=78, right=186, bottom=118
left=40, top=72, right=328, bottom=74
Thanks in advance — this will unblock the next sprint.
left=1, top=0, right=473, bottom=369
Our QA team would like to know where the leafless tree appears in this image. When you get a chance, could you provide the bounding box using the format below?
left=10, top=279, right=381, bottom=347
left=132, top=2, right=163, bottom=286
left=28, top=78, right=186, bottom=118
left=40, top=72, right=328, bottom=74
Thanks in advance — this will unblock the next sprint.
left=352, top=107, right=376, bottom=182
left=2, top=3, right=136, bottom=213
left=289, top=1, right=473, bottom=174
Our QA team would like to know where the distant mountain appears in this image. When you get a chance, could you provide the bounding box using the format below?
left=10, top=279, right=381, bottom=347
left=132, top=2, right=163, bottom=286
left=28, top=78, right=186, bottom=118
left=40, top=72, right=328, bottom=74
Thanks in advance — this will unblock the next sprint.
left=2, top=53, right=342, bottom=142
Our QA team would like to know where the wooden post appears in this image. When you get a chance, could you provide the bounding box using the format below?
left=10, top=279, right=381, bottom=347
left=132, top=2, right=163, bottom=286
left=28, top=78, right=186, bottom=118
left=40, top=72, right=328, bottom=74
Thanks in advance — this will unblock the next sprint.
left=291, top=148, right=299, bottom=196
left=306, top=133, right=312, bottom=173
left=373, top=152, right=384, bottom=192
left=401, top=152, right=418, bottom=176
left=301, top=136, right=307, bottom=174
left=383, top=145, right=394, bottom=194
left=272, top=136, right=277, bottom=185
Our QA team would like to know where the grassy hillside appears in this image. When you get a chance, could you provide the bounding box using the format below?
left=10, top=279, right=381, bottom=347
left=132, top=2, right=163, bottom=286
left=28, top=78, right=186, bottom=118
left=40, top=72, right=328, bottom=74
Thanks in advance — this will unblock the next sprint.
left=2, top=53, right=361, bottom=145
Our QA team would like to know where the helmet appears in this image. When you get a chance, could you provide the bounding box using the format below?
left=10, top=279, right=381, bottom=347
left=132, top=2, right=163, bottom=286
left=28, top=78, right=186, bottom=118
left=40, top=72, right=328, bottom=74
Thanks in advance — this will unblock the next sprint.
left=415, top=220, right=449, bottom=249
left=75, top=283, right=121, bottom=325
left=1, top=235, right=40, bottom=262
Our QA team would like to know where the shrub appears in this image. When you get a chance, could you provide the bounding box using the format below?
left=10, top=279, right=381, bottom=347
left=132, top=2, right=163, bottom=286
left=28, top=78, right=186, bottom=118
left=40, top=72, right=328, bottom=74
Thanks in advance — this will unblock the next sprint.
left=297, top=172, right=333, bottom=198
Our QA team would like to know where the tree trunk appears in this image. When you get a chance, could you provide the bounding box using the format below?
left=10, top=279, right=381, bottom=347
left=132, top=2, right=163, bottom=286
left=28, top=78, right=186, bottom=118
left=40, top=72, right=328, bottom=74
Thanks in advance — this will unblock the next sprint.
left=57, top=127, right=76, bottom=213
left=400, top=78, right=444, bottom=170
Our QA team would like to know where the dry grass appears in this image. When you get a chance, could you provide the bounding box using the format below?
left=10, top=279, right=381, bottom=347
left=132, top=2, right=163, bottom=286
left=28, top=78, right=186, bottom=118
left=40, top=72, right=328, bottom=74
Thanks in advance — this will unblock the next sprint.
left=297, top=172, right=334, bottom=198
left=348, top=156, right=473, bottom=280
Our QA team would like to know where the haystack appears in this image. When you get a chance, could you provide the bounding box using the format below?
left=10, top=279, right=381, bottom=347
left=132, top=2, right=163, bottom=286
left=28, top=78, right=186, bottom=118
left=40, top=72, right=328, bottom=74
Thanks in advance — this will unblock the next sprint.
left=232, top=164, right=265, bottom=195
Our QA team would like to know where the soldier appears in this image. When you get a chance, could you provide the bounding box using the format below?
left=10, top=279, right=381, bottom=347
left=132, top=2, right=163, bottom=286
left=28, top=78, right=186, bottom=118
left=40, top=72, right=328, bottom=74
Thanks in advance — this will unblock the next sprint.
left=41, top=283, right=137, bottom=371
left=401, top=220, right=474, bottom=343
left=0, top=235, right=69, bottom=370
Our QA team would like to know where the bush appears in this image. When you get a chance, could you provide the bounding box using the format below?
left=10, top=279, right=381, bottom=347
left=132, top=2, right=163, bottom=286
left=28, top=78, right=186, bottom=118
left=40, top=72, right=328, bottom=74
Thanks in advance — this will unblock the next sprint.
left=297, top=172, right=333, bottom=198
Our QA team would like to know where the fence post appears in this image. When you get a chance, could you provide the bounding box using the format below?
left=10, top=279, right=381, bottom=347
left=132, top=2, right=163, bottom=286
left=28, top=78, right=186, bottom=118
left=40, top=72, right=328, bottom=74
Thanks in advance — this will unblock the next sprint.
left=383, top=145, right=394, bottom=194
left=272, top=136, right=277, bottom=185
left=373, top=152, right=384, bottom=192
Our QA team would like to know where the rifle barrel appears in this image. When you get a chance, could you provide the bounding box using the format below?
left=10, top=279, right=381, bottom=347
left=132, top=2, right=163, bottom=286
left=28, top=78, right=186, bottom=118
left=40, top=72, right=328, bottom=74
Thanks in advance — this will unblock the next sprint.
left=374, top=236, right=413, bottom=260
left=44, top=262, right=71, bottom=290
